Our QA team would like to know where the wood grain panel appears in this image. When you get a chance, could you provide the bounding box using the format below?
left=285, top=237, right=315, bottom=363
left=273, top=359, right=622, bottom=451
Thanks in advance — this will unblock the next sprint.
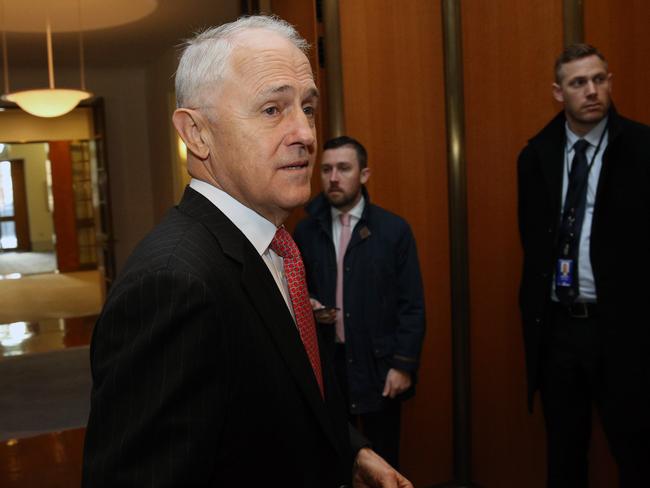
left=585, top=1, right=650, bottom=126
left=339, top=1, right=452, bottom=485
left=462, top=1, right=563, bottom=486
left=50, top=141, right=79, bottom=273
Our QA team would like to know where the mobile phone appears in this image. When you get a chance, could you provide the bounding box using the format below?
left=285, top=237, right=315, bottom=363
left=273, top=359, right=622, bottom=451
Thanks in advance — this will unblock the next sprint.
left=313, top=306, right=340, bottom=313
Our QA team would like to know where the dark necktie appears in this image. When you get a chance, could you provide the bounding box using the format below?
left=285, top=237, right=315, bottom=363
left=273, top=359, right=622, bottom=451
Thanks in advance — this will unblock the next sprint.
left=556, top=138, right=590, bottom=304
left=270, top=227, right=324, bottom=397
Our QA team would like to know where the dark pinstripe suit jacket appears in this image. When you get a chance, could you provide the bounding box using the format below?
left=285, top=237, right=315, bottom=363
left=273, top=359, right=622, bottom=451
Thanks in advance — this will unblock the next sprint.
left=83, top=187, right=355, bottom=487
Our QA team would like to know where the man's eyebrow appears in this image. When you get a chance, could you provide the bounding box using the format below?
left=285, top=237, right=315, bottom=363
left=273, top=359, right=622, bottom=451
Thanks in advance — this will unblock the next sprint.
left=305, top=87, right=320, bottom=100
left=259, top=85, right=320, bottom=99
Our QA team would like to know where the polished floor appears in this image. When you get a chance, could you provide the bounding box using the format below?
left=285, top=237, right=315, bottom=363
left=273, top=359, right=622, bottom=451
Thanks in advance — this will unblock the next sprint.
left=0, top=272, right=102, bottom=487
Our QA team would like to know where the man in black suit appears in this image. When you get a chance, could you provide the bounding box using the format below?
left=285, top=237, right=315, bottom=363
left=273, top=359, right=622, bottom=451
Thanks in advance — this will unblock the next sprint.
left=83, top=15, right=412, bottom=487
left=517, top=43, right=650, bottom=488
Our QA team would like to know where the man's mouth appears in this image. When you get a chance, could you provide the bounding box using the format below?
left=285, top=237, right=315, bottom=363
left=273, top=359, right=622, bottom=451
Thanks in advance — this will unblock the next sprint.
left=280, top=160, right=309, bottom=170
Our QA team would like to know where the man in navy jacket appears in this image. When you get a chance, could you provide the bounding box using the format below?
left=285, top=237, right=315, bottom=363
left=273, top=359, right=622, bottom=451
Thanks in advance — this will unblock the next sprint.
left=294, top=136, right=426, bottom=468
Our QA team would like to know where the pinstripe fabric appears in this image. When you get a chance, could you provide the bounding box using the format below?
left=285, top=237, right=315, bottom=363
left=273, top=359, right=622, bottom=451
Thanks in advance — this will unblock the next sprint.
left=83, top=187, right=354, bottom=487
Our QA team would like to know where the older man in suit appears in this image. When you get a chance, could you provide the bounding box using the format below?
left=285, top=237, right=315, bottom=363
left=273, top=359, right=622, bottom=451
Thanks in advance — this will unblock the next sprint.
left=83, top=16, right=411, bottom=488
left=517, top=43, right=650, bottom=488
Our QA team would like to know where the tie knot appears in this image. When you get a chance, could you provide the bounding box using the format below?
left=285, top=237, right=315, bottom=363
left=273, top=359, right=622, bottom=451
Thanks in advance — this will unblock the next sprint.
left=573, top=139, right=589, bottom=154
left=270, top=227, right=300, bottom=260
left=339, top=213, right=351, bottom=226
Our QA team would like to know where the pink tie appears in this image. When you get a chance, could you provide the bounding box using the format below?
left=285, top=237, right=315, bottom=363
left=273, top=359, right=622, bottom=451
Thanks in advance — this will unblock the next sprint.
left=270, top=227, right=324, bottom=397
left=336, top=213, right=352, bottom=342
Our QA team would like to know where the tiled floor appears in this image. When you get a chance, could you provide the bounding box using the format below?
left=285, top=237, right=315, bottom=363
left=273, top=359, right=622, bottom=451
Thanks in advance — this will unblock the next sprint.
left=0, top=272, right=102, bottom=486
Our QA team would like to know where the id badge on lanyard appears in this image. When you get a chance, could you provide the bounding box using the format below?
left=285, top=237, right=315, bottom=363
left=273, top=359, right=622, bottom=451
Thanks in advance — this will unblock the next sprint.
left=556, top=258, right=574, bottom=288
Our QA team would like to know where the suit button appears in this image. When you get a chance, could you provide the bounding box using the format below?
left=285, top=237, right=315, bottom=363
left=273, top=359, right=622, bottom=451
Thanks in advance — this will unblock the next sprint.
left=345, top=312, right=350, bottom=318
left=547, top=227, right=553, bottom=233
left=541, top=272, right=549, bottom=278
left=535, top=317, right=542, bottom=325
left=351, top=403, right=356, bottom=409
left=348, top=358, right=354, bottom=364
left=345, top=266, right=350, bottom=272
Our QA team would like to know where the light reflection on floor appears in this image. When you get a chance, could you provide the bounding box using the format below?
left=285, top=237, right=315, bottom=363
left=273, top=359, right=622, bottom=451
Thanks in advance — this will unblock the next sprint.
left=0, top=316, right=95, bottom=359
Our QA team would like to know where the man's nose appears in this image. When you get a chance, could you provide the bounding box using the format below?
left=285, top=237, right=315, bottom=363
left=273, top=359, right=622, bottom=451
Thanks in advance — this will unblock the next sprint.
left=585, top=80, right=597, bottom=96
left=329, top=168, right=339, bottom=181
left=289, top=107, right=315, bottom=147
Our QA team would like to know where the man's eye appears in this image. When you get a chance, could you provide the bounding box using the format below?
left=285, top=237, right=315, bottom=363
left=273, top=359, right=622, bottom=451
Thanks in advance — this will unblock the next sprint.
left=263, top=106, right=279, bottom=116
left=303, top=105, right=315, bottom=118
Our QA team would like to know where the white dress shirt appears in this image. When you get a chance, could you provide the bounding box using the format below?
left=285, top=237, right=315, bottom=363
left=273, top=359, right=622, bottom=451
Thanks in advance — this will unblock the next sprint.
left=189, top=178, right=295, bottom=318
left=331, top=196, right=365, bottom=259
left=553, top=116, right=608, bottom=303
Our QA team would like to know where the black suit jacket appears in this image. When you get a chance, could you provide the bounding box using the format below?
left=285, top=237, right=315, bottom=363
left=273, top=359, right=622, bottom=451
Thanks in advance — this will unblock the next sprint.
left=517, top=107, right=650, bottom=428
left=83, top=187, right=358, bottom=487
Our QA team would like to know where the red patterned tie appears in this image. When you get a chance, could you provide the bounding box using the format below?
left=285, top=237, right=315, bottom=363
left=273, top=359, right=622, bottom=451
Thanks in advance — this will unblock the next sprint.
left=270, top=227, right=324, bottom=398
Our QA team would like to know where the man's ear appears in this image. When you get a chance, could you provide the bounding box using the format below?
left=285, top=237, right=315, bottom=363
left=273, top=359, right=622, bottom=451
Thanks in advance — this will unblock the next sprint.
left=172, top=108, right=210, bottom=160
left=360, top=167, right=371, bottom=185
left=552, top=82, right=564, bottom=103
left=607, top=72, right=613, bottom=93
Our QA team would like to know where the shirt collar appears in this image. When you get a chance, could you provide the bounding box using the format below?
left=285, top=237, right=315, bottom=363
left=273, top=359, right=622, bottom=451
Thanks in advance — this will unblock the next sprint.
left=565, top=115, right=609, bottom=149
left=189, top=178, right=277, bottom=256
left=331, top=194, right=366, bottom=222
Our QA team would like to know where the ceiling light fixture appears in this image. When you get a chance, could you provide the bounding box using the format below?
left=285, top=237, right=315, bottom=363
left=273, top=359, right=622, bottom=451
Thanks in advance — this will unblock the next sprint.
left=1, top=1, right=91, bottom=118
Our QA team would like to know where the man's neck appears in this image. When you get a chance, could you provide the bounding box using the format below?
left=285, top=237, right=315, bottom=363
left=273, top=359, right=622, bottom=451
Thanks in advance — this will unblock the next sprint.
left=565, top=113, right=606, bottom=137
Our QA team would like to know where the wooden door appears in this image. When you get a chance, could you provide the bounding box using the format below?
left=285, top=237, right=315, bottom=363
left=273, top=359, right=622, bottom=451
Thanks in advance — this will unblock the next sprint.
left=0, top=159, right=31, bottom=251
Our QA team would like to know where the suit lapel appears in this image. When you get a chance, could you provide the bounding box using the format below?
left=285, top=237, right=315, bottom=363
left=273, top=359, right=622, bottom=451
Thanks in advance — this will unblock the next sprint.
left=179, top=187, right=343, bottom=456
left=591, top=110, right=621, bottom=241
left=239, top=249, right=343, bottom=455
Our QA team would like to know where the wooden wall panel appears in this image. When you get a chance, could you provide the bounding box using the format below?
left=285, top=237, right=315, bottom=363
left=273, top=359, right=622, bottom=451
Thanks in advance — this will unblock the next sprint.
left=585, top=1, right=650, bottom=125
left=50, top=141, right=79, bottom=273
left=462, top=1, right=562, bottom=487
left=339, top=1, right=452, bottom=485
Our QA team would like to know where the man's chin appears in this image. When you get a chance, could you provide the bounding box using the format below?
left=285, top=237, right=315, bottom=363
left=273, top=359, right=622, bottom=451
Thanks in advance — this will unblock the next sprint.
left=324, top=193, right=344, bottom=206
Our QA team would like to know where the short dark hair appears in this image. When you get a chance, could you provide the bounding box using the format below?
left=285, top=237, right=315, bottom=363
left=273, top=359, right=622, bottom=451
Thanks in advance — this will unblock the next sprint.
left=554, top=43, right=608, bottom=83
left=323, top=136, right=368, bottom=169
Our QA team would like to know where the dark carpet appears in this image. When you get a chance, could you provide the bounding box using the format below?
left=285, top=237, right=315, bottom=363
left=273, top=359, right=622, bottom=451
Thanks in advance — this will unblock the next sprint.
left=0, top=346, right=91, bottom=440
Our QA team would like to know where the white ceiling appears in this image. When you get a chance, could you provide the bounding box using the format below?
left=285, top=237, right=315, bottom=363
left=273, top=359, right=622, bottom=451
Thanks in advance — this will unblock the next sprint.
left=3, top=0, right=242, bottom=69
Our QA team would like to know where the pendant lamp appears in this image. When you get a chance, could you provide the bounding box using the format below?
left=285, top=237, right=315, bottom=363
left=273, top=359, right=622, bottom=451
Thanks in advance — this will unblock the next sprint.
left=1, top=0, right=91, bottom=118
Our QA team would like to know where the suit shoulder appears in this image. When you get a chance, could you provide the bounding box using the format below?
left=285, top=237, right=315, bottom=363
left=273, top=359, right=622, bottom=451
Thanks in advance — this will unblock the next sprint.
left=367, top=204, right=412, bottom=234
left=120, top=208, right=224, bottom=282
left=619, top=114, right=650, bottom=137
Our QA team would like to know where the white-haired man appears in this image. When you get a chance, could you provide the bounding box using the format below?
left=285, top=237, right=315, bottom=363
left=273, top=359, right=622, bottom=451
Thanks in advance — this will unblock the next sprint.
left=83, top=15, right=412, bottom=488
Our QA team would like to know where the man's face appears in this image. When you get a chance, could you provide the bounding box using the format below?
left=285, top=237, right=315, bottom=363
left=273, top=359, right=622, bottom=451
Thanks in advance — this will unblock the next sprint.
left=553, top=55, right=612, bottom=134
left=320, top=146, right=369, bottom=212
left=201, top=30, right=318, bottom=225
